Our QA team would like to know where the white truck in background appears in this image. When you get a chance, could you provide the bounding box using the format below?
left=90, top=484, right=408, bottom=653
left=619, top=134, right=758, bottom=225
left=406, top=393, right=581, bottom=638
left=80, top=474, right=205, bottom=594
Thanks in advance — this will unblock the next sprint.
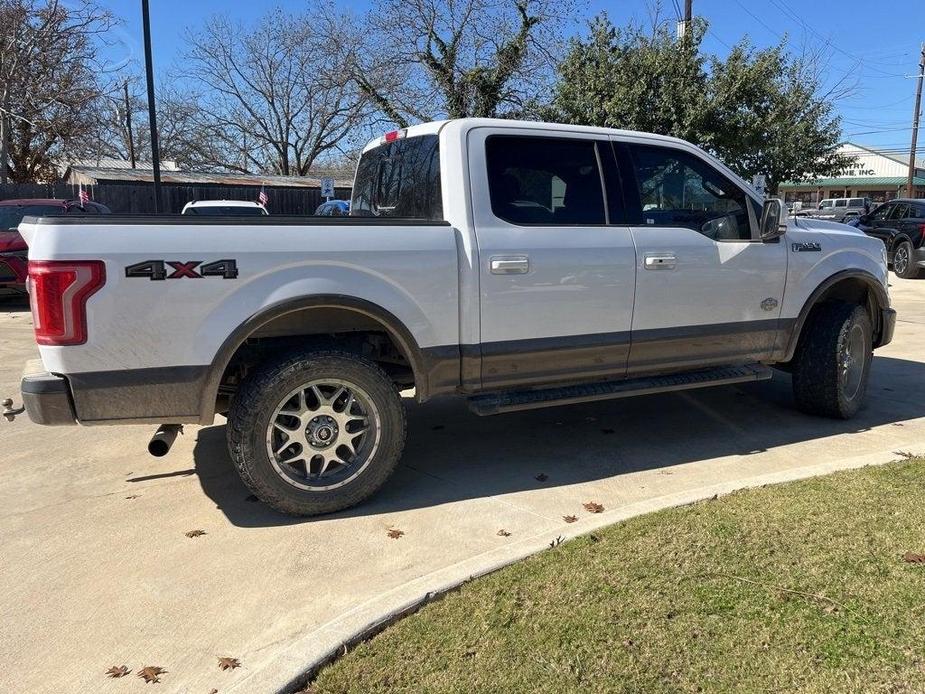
left=8, top=119, right=895, bottom=516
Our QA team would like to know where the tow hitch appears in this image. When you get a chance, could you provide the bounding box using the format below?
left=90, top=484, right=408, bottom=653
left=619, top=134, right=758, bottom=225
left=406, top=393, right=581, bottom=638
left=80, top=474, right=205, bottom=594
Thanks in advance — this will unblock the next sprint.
left=2, top=398, right=25, bottom=422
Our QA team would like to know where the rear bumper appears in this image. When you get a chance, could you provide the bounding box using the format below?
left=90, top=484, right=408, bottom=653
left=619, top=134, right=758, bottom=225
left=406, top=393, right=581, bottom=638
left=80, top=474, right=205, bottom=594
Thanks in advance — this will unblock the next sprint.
left=21, top=363, right=77, bottom=426
left=878, top=308, right=896, bottom=348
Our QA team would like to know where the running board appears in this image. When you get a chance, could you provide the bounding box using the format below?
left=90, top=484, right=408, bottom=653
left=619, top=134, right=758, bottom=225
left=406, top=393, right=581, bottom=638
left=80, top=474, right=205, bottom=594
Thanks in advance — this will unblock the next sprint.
left=467, top=363, right=772, bottom=416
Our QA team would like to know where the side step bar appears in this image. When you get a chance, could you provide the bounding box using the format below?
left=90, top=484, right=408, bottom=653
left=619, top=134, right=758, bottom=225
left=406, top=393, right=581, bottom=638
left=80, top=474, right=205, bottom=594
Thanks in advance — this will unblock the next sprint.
left=467, top=363, right=772, bottom=416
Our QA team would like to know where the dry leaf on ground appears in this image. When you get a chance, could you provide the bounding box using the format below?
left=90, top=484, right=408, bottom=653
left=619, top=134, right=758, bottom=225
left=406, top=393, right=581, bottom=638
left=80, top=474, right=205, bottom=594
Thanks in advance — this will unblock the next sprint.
left=137, top=665, right=166, bottom=683
left=217, top=656, right=241, bottom=670
left=106, top=665, right=130, bottom=678
left=497, top=529, right=511, bottom=537
left=583, top=502, right=604, bottom=514
left=387, top=528, right=404, bottom=539
left=185, top=529, right=207, bottom=538
left=563, top=515, right=578, bottom=523
left=903, top=552, right=925, bottom=563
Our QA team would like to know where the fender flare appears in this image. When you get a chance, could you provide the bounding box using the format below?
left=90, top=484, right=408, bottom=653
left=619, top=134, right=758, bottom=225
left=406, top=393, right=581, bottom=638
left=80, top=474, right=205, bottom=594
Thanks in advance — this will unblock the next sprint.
left=198, top=294, right=435, bottom=424
left=781, top=269, right=889, bottom=362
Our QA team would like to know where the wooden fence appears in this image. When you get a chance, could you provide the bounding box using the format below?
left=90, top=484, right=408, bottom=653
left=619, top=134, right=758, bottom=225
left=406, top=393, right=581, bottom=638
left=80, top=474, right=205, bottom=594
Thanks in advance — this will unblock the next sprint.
left=0, top=182, right=352, bottom=215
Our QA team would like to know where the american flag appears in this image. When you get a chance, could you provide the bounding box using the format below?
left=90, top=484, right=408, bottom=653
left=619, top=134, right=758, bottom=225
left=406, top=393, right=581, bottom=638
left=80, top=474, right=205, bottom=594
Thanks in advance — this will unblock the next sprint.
left=78, top=185, right=89, bottom=207
left=258, top=186, right=268, bottom=206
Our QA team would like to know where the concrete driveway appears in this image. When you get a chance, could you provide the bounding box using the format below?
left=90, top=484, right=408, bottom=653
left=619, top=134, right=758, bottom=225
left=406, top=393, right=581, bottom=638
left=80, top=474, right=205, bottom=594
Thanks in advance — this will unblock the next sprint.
left=2, top=279, right=924, bottom=693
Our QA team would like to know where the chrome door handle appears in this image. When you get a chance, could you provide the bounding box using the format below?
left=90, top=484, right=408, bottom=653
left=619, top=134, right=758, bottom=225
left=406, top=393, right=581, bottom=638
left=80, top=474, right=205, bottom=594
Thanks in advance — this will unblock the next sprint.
left=644, top=254, right=677, bottom=270
left=490, top=256, right=529, bottom=274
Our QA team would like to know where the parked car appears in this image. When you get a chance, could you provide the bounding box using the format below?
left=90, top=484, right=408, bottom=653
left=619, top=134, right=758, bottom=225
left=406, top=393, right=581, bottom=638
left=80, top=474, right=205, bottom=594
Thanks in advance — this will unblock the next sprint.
left=807, top=197, right=870, bottom=223
left=181, top=200, right=268, bottom=216
left=314, top=200, right=350, bottom=216
left=855, top=199, right=925, bottom=279
left=13, top=119, right=895, bottom=516
left=0, top=198, right=110, bottom=296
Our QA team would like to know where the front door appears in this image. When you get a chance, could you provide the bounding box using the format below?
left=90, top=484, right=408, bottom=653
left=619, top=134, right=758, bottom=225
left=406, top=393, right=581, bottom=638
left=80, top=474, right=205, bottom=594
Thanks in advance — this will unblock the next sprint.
left=617, top=141, right=788, bottom=374
left=468, top=128, right=636, bottom=389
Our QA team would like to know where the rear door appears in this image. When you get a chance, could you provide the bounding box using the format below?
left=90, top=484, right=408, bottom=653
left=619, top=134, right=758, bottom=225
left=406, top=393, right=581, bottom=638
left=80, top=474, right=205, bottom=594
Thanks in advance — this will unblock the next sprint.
left=469, top=128, right=636, bottom=389
left=618, top=141, right=787, bottom=374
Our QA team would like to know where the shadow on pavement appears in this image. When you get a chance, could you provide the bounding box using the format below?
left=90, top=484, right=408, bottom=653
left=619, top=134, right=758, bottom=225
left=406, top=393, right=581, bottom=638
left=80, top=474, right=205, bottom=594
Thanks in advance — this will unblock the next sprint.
left=0, top=294, right=29, bottom=312
left=193, top=355, right=925, bottom=527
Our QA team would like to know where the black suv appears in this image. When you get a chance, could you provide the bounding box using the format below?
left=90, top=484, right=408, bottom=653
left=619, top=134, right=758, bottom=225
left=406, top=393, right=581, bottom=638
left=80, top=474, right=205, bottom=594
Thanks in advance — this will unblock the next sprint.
left=856, top=199, right=925, bottom=279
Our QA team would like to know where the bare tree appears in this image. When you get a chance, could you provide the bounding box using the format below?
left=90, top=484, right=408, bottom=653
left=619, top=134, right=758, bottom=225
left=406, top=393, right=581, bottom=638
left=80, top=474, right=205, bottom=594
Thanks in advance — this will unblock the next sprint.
left=331, top=0, right=576, bottom=128
left=178, top=7, right=370, bottom=177
left=0, top=0, right=116, bottom=182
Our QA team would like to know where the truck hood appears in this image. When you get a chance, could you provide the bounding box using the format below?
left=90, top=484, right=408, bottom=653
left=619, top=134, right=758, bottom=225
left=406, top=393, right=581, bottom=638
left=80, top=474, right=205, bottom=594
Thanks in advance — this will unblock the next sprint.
left=0, top=229, right=27, bottom=253
left=790, top=216, right=864, bottom=236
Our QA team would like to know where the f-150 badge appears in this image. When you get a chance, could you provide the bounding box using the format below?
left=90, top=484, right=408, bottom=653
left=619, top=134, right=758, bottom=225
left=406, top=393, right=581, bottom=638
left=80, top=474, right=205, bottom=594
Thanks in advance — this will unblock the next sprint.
left=792, top=242, right=821, bottom=253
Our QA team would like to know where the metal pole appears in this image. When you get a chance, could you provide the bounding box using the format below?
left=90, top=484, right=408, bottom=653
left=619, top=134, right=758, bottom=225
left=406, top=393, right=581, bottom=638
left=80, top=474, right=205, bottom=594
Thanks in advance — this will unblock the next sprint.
left=124, top=80, right=136, bottom=169
left=684, top=0, right=692, bottom=26
left=141, top=0, right=162, bottom=212
left=907, top=43, right=924, bottom=199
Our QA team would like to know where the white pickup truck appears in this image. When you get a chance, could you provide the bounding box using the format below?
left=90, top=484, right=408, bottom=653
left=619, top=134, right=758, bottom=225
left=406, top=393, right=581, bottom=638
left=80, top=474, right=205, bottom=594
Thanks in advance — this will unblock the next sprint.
left=11, top=119, right=895, bottom=516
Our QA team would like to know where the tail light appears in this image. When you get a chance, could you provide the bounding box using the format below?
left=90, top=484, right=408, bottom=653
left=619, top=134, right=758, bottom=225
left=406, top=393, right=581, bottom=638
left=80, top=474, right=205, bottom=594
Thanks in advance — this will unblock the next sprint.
left=27, top=260, right=105, bottom=345
left=919, top=224, right=925, bottom=242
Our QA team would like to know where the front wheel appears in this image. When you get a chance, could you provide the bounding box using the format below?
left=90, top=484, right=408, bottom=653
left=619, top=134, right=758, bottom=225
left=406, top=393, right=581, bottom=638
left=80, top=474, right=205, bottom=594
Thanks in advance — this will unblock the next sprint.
left=893, top=240, right=922, bottom=279
left=791, top=302, right=872, bottom=419
left=227, top=350, right=407, bottom=516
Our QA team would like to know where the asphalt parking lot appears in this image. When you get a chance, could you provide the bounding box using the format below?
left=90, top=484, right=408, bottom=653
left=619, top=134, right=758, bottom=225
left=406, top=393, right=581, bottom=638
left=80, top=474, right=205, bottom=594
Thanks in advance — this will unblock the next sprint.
left=2, top=278, right=924, bottom=693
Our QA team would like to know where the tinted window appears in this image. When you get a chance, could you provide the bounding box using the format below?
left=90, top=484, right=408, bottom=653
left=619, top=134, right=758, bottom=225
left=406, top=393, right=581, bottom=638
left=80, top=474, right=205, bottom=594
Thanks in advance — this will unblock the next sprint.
left=913, top=204, right=925, bottom=219
left=629, top=145, right=752, bottom=241
left=185, top=206, right=266, bottom=216
left=849, top=198, right=865, bottom=206
left=889, top=204, right=909, bottom=220
left=485, top=136, right=607, bottom=225
left=835, top=199, right=847, bottom=207
left=0, top=204, right=63, bottom=229
left=870, top=203, right=892, bottom=221
left=351, top=135, right=442, bottom=219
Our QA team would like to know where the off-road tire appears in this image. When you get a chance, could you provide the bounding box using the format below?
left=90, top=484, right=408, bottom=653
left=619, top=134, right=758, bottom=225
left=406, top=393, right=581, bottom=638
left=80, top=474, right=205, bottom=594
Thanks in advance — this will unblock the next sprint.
left=893, top=240, right=922, bottom=279
left=227, top=350, right=406, bottom=516
left=791, top=302, right=872, bottom=419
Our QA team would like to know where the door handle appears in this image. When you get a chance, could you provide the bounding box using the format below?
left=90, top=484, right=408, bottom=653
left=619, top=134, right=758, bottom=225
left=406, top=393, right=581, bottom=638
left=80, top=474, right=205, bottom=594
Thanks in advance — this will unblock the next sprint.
left=644, top=253, right=677, bottom=270
left=490, top=256, right=529, bottom=274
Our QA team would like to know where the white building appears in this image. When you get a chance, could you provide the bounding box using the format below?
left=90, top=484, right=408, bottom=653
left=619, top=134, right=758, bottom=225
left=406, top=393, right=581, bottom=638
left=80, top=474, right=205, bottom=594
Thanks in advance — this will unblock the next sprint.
left=780, top=143, right=925, bottom=204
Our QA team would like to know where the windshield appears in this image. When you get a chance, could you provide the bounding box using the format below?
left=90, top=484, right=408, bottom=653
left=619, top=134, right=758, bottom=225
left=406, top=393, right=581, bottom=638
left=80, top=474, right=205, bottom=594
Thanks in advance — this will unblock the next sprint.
left=351, top=134, right=442, bottom=219
left=0, top=204, right=63, bottom=230
left=184, top=206, right=266, bottom=216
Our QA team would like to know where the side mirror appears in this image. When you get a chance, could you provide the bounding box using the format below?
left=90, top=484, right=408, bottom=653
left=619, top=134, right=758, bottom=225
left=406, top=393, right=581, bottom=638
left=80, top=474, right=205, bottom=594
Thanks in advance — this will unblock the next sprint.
left=760, top=198, right=786, bottom=240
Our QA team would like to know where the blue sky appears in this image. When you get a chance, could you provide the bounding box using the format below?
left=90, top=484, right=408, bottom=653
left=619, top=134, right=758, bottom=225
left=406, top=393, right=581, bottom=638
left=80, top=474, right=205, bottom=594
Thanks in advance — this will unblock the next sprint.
left=102, top=0, right=923, bottom=153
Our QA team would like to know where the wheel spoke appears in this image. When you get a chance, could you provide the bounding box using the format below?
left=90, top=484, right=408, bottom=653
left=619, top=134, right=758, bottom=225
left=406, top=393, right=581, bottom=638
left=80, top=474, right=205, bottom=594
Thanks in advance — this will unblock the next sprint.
left=273, top=419, right=300, bottom=434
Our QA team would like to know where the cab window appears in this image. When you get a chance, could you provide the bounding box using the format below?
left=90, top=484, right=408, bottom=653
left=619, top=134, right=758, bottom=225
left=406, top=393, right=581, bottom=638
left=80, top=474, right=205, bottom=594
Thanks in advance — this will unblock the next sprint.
left=628, top=144, right=753, bottom=241
left=889, top=204, right=909, bottom=220
left=485, top=135, right=608, bottom=225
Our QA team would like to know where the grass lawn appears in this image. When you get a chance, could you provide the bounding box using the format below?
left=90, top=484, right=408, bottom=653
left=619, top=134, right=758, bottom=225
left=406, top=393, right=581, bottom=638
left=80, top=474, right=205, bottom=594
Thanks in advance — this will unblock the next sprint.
left=308, top=458, right=925, bottom=693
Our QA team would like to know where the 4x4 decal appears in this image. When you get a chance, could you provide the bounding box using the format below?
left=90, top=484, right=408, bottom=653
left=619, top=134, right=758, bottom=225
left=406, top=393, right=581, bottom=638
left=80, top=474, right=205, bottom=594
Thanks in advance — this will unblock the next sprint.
left=125, top=259, right=239, bottom=280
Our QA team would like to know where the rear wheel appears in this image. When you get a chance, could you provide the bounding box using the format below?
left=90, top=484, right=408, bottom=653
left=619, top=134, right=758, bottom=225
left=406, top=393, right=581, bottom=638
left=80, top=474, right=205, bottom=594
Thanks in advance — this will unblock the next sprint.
left=791, top=302, right=872, bottom=419
left=893, top=240, right=921, bottom=279
left=227, top=350, right=406, bottom=516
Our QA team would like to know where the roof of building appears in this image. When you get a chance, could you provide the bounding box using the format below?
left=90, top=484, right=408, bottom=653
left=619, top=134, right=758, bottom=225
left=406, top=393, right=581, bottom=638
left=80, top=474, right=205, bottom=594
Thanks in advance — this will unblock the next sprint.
left=63, top=158, right=181, bottom=172
left=840, top=142, right=925, bottom=169
left=63, top=165, right=353, bottom=189
left=780, top=176, right=925, bottom=189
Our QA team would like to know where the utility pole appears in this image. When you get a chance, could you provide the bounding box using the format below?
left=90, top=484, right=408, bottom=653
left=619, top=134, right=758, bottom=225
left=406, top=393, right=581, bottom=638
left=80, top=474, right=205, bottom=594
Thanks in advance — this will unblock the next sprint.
left=124, top=80, right=136, bottom=169
left=677, top=0, right=693, bottom=40
left=907, top=43, right=924, bottom=199
left=141, top=0, right=162, bottom=212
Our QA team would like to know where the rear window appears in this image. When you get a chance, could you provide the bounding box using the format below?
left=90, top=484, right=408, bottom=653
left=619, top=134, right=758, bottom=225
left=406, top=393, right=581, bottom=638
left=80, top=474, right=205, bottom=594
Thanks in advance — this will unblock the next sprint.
left=184, top=206, right=266, bottom=216
left=351, top=135, right=442, bottom=219
left=0, top=204, right=63, bottom=230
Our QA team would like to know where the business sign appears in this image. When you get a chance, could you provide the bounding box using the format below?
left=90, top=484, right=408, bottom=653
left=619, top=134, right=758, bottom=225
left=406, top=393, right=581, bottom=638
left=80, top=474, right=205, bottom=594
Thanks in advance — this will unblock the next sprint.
left=321, top=177, right=335, bottom=198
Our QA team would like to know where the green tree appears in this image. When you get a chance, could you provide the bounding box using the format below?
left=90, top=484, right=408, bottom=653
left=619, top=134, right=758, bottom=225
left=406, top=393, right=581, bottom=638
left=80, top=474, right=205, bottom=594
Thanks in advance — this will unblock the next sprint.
left=548, top=14, right=854, bottom=194
left=705, top=40, right=853, bottom=194
left=548, top=15, right=708, bottom=144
